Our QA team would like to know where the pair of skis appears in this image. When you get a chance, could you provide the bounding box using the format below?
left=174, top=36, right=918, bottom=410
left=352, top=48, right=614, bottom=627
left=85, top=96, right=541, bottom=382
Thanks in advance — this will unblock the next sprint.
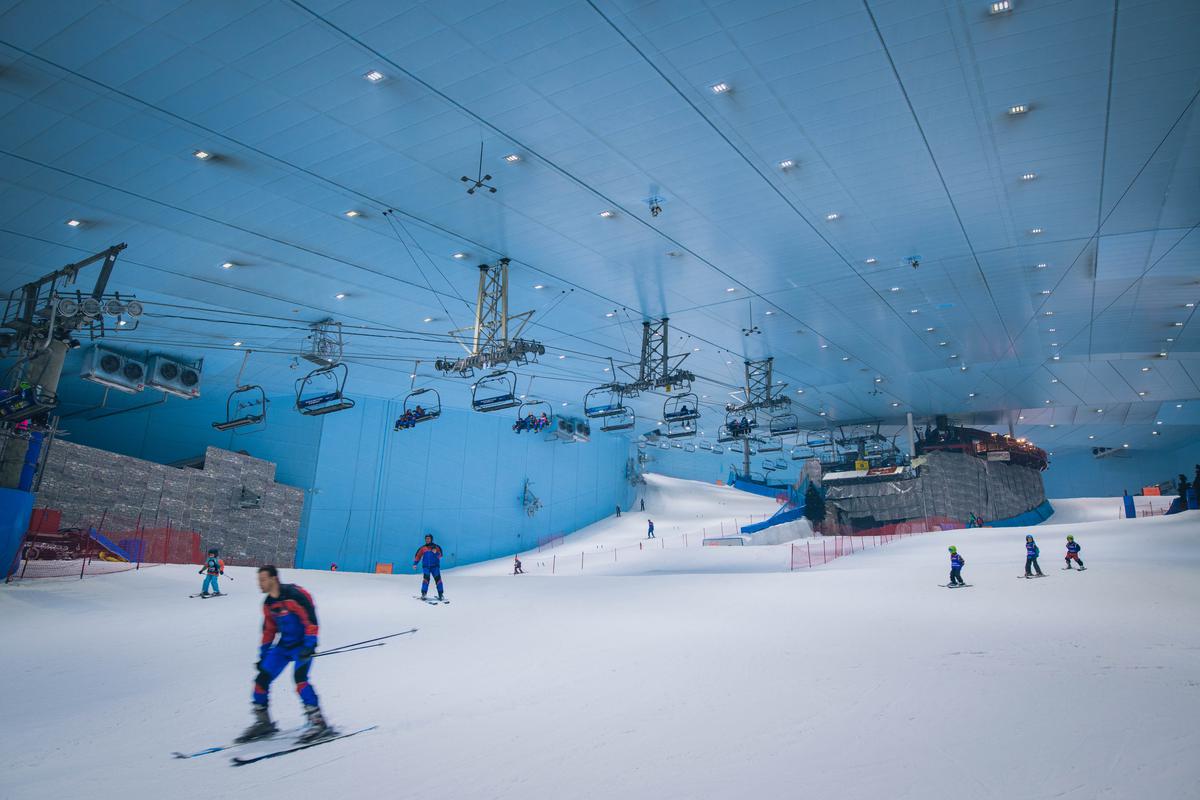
left=188, top=592, right=227, bottom=599
left=173, top=725, right=377, bottom=765
left=941, top=583, right=972, bottom=588
left=414, top=595, right=449, bottom=605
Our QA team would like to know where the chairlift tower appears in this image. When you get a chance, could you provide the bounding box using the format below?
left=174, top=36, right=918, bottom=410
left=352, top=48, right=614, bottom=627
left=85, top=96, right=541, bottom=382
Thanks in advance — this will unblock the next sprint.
left=616, top=318, right=695, bottom=394
left=435, top=258, right=544, bottom=377
left=724, top=357, right=792, bottom=477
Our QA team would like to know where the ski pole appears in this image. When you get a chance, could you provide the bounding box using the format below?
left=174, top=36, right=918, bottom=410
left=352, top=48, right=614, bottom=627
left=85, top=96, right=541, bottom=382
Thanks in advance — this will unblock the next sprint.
left=313, top=642, right=387, bottom=658
left=315, top=628, right=418, bottom=656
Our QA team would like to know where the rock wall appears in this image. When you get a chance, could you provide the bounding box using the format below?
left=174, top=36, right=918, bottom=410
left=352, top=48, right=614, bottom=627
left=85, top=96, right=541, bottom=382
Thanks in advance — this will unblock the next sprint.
left=35, top=441, right=303, bottom=566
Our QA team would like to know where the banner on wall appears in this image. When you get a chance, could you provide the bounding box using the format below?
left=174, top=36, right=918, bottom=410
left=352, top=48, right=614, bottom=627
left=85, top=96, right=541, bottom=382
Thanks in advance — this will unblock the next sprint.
left=374, top=562, right=393, bottom=574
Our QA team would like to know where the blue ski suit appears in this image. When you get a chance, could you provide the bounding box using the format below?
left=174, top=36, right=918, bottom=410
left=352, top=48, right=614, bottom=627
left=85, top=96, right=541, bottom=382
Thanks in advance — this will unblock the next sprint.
left=198, top=555, right=223, bottom=595
left=413, top=542, right=444, bottom=597
left=949, top=552, right=965, bottom=585
left=1025, top=539, right=1043, bottom=576
left=253, top=584, right=320, bottom=708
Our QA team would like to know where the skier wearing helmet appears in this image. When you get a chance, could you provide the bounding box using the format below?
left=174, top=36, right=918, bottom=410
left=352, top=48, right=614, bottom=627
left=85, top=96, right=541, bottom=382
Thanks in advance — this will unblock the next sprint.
left=947, top=546, right=966, bottom=587
left=1024, top=535, right=1044, bottom=578
left=1064, top=535, right=1085, bottom=570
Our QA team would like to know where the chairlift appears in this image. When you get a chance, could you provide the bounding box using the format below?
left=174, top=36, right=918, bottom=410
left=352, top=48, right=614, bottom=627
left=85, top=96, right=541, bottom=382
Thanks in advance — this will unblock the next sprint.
left=712, top=444, right=725, bottom=455
left=513, top=398, right=553, bottom=434
left=769, top=413, right=800, bottom=437
left=213, top=350, right=268, bottom=431
left=683, top=442, right=697, bottom=453
left=584, top=385, right=626, bottom=419
left=662, top=392, right=700, bottom=422
left=395, top=387, right=441, bottom=431
left=664, top=413, right=698, bottom=439
left=698, top=441, right=713, bottom=452
left=295, top=362, right=355, bottom=417
left=763, top=459, right=781, bottom=473
left=790, top=445, right=816, bottom=461
left=723, top=410, right=756, bottom=439
left=600, top=406, right=635, bottom=433
left=472, top=370, right=520, bottom=413
left=757, top=435, right=783, bottom=453
left=716, top=425, right=739, bottom=444
left=806, top=431, right=830, bottom=447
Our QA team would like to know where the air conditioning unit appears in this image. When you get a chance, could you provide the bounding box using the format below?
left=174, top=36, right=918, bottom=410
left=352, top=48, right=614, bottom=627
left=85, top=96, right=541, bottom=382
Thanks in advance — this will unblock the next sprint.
left=147, top=354, right=202, bottom=399
left=80, top=346, right=146, bottom=394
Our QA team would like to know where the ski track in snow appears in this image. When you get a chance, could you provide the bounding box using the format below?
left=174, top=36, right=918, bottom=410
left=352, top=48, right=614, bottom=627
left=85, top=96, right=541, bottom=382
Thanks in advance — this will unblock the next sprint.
left=1, top=477, right=1198, bottom=800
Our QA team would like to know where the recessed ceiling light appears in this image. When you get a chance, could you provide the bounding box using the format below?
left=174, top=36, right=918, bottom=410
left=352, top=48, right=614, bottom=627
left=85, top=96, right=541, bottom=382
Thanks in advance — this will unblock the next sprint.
left=1008, top=103, right=1029, bottom=115
left=193, top=149, right=213, bottom=160
left=968, top=393, right=977, bottom=398
left=874, top=377, right=883, bottom=383
left=990, top=1, right=1013, bottom=14
left=344, top=210, right=361, bottom=218
left=1018, top=415, right=1025, bottom=420
left=233, top=341, right=242, bottom=347
left=1021, top=171, right=1037, bottom=181
left=503, top=154, right=521, bottom=163
left=558, top=354, right=566, bottom=359
left=1122, top=443, right=1129, bottom=448
left=939, top=341, right=948, bottom=346
left=865, top=258, right=877, bottom=265
left=778, top=159, right=795, bottom=170
left=363, top=70, right=385, bottom=82
left=1158, top=352, right=1168, bottom=357
left=1089, top=435, right=1095, bottom=439
left=819, top=344, right=828, bottom=349
left=335, top=292, right=346, bottom=300
left=711, top=82, right=730, bottom=94
left=533, top=284, right=545, bottom=290
left=726, top=287, right=737, bottom=293
left=825, top=212, right=840, bottom=221
left=1044, top=311, right=1054, bottom=316
left=561, top=402, right=568, bottom=407
left=1052, top=355, right=1060, bottom=361
left=796, top=389, right=804, bottom=394
left=1173, top=321, right=1184, bottom=326
left=1049, top=423, right=1056, bottom=428
left=598, top=210, right=615, bottom=218
left=764, top=310, right=775, bottom=316
left=1050, top=342, right=1059, bottom=347
left=1096, top=408, right=1103, bottom=413
left=452, top=252, right=468, bottom=259
left=221, top=261, right=234, bottom=270
left=66, top=219, right=82, bottom=227
left=890, top=286, right=901, bottom=292
left=1141, top=366, right=1151, bottom=372
left=950, top=354, right=959, bottom=359
left=960, top=364, right=968, bottom=371
left=423, top=317, right=433, bottom=323
left=1048, top=328, right=1056, bottom=332
left=117, top=319, right=127, bottom=327
left=1050, top=378, right=1059, bottom=383
left=891, top=402, right=899, bottom=407
left=1187, top=303, right=1196, bottom=308
left=1137, top=391, right=1146, bottom=396
left=1041, top=290, right=1051, bottom=295
left=693, top=347, right=701, bottom=352
left=1177, top=404, right=1184, bottom=408
left=1167, top=338, right=1175, bottom=342
left=1036, top=263, right=1048, bottom=269
left=1156, top=420, right=1164, bottom=426
left=1029, top=227, right=1043, bottom=234
left=1152, top=431, right=1160, bottom=435
left=925, top=327, right=935, bottom=333
left=818, top=411, right=827, bottom=416
left=605, top=312, right=615, bottom=318
left=1045, top=399, right=1052, bottom=404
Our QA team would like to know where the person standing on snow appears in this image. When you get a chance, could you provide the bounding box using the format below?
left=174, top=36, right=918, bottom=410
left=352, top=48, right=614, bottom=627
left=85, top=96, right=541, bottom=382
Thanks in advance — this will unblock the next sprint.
left=235, top=566, right=331, bottom=744
left=615, top=504, right=621, bottom=518
left=1024, top=535, right=1044, bottom=577
left=646, top=519, right=655, bottom=539
left=1064, top=535, right=1085, bottom=570
left=413, top=534, right=445, bottom=600
left=198, top=548, right=224, bottom=597
left=948, top=546, right=965, bottom=586
left=513, top=555, right=524, bottom=575
left=640, top=497, right=646, bottom=512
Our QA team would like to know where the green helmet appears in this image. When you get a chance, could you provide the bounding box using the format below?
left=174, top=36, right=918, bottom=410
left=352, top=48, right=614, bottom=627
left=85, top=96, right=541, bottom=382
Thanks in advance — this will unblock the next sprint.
left=1066, top=534, right=1074, bottom=541
left=948, top=546, right=957, bottom=552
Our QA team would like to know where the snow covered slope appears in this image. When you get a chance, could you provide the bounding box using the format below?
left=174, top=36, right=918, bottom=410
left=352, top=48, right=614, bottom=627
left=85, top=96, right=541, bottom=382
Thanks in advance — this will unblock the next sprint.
left=1047, top=494, right=1173, bottom=524
left=2, top=509, right=1198, bottom=800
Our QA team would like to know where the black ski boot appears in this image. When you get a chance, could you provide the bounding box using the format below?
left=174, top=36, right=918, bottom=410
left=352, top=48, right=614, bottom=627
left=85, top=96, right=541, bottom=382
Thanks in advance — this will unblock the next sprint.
left=235, top=705, right=278, bottom=743
left=297, top=704, right=332, bottom=743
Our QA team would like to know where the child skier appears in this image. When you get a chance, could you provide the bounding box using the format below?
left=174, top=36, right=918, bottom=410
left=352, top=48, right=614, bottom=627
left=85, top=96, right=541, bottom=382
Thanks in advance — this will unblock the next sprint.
left=1024, top=534, right=1044, bottom=577
left=198, top=548, right=224, bottom=596
left=235, top=566, right=331, bottom=744
left=1064, top=535, right=1085, bottom=570
left=948, top=546, right=965, bottom=586
left=647, top=519, right=655, bottom=539
left=413, top=534, right=445, bottom=600
left=513, top=555, right=524, bottom=575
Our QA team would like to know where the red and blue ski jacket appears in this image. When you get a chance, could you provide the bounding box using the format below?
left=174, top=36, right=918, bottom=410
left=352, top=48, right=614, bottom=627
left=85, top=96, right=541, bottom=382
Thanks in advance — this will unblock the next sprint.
left=261, top=584, right=319, bottom=653
left=1026, top=540, right=1040, bottom=559
left=413, top=543, right=442, bottom=569
left=1066, top=541, right=1081, bottom=554
left=950, top=553, right=964, bottom=569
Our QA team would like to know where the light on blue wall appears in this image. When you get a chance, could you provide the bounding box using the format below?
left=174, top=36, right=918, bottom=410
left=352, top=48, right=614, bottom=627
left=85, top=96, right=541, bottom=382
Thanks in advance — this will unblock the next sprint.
left=300, top=398, right=634, bottom=571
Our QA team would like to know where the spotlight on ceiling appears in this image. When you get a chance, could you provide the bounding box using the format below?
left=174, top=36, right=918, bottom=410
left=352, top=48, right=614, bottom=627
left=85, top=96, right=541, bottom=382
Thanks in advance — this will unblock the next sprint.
left=990, top=1, right=1013, bottom=14
left=710, top=82, right=731, bottom=94
left=66, top=219, right=83, bottom=227
left=503, top=154, right=521, bottom=163
left=778, top=159, right=795, bottom=170
left=193, top=149, right=213, bottom=160
left=363, top=70, right=385, bottom=83
left=1008, top=103, right=1029, bottom=115
left=1021, top=171, right=1037, bottom=181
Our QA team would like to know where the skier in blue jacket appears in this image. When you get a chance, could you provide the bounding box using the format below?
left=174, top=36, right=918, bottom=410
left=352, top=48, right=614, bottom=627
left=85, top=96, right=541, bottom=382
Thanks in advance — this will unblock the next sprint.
left=948, top=546, right=965, bottom=586
left=1024, top=534, right=1044, bottom=577
left=413, top=534, right=444, bottom=600
left=647, top=519, right=655, bottom=539
left=197, top=548, right=224, bottom=596
left=1064, top=534, right=1085, bottom=570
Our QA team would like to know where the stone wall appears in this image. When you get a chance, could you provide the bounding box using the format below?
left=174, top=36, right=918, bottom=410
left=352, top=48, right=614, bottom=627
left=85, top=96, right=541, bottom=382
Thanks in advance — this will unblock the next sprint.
left=35, top=441, right=303, bottom=566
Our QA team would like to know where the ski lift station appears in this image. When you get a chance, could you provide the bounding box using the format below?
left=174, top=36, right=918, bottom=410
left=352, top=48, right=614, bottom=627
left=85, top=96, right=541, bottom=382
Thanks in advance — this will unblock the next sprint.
left=1, top=2, right=1200, bottom=798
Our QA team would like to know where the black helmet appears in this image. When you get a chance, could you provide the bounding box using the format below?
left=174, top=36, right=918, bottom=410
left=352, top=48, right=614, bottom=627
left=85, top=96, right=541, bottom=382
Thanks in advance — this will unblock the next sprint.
left=424, top=533, right=433, bottom=541
left=207, top=547, right=219, bottom=555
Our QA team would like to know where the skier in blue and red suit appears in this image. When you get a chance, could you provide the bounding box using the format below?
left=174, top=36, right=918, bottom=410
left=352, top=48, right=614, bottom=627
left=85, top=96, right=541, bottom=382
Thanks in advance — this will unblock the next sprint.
left=413, top=534, right=445, bottom=600
left=236, top=565, right=331, bottom=744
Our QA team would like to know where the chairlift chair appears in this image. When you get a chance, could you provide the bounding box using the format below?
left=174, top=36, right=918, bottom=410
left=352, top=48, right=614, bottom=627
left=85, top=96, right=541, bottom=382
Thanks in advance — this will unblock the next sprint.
left=790, top=445, right=816, bottom=461
left=716, top=424, right=739, bottom=444
left=698, top=441, right=713, bottom=452
left=712, top=444, right=725, bottom=455
left=757, top=435, right=783, bottom=453
left=513, top=398, right=553, bottom=434
left=213, top=385, right=267, bottom=431
left=471, top=370, right=520, bottom=412
left=722, top=410, right=756, bottom=440
left=600, top=406, right=635, bottom=433
left=768, top=413, right=800, bottom=437
left=662, top=392, right=700, bottom=422
left=763, top=459, right=781, bottom=473
left=295, top=362, right=355, bottom=417
left=584, top=385, right=626, bottom=419
left=394, top=387, right=441, bottom=431
left=683, top=442, right=697, bottom=453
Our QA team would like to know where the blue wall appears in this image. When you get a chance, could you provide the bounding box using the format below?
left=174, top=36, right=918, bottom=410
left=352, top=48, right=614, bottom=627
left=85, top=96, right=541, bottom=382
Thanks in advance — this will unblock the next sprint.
left=299, top=398, right=634, bottom=571
left=1041, top=440, right=1200, bottom=498
left=641, top=442, right=800, bottom=486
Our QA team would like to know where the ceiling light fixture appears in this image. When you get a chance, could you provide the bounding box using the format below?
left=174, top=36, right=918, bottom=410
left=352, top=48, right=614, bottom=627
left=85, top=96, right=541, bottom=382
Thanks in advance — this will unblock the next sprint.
left=778, top=159, right=795, bottom=170
left=926, top=327, right=935, bottom=333
left=1138, top=391, right=1146, bottom=397
left=939, top=341, right=948, bottom=346
left=865, top=258, right=877, bottom=265
left=1089, top=435, right=1095, bottom=439
left=764, top=310, right=775, bottom=316
left=221, top=262, right=234, bottom=270
left=841, top=356, right=850, bottom=361
left=990, top=1, right=1013, bottom=14
left=598, top=210, right=615, bottom=218
left=1036, top=263, right=1048, bottom=269
left=193, top=149, right=213, bottom=160
left=1041, top=290, right=1051, bottom=295
left=1029, top=227, right=1043, bottom=234
left=423, top=317, right=433, bottom=323
left=1052, top=355, right=1060, bottom=361
left=66, top=219, right=82, bottom=227
left=1008, top=103, right=1029, bottom=115
left=1158, top=352, right=1168, bottom=357
left=1050, top=378, right=1059, bottom=383
left=1048, top=328, right=1056, bottom=332
left=335, top=293, right=346, bottom=300
left=1021, top=171, right=1037, bottom=181
left=968, top=393, right=977, bottom=398
left=1044, top=311, right=1054, bottom=316
left=711, top=82, right=730, bottom=94
left=1173, top=321, right=1184, bottom=327
left=503, top=154, right=521, bottom=163
left=605, top=312, right=615, bottom=318
left=890, top=286, right=901, bottom=292
left=363, top=70, right=385, bottom=82
left=233, top=341, right=242, bottom=347
left=891, top=402, right=899, bottom=407
left=1152, top=431, right=1160, bottom=436
left=452, top=252, right=468, bottom=259
left=533, top=284, right=544, bottom=290
left=1141, top=366, right=1151, bottom=372
left=726, top=287, right=737, bottom=293
left=344, top=210, right=361, bottom=218
left=825, top=212, right=840, bottom=221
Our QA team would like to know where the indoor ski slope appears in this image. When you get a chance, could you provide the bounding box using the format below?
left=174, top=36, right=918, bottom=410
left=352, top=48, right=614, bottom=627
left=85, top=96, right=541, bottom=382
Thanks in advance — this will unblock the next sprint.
left=1, top=499, right=1198, bottom=799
